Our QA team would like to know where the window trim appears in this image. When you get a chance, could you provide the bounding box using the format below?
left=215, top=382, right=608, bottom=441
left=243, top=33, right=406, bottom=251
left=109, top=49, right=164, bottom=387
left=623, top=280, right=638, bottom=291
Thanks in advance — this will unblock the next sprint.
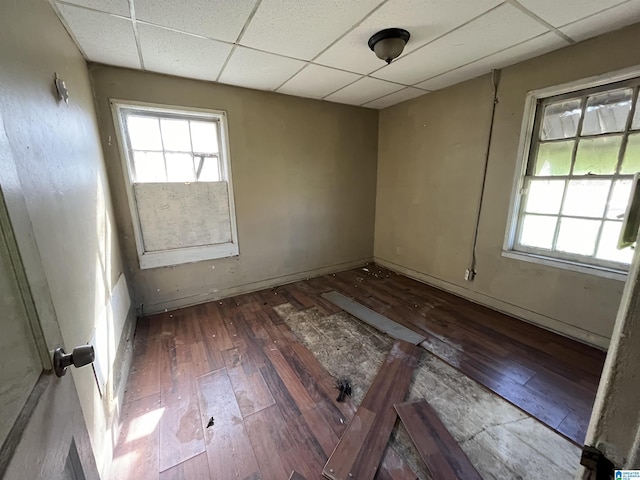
left=110, top=99, right=239, bottom=269
left=504, top=65, right=640, bottom=279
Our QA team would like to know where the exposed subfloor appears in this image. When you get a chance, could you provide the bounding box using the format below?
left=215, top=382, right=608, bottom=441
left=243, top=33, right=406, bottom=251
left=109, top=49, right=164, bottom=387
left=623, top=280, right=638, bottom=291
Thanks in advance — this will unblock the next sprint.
left=110, top=265, right=605, bottom=479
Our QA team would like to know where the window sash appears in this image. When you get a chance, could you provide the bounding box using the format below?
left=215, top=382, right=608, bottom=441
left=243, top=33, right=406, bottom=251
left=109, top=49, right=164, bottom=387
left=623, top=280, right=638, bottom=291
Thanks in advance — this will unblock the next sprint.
left=121, top=109, right=223, bottom=184
left=110, top=100, right=239, bottom=269
left=512, top=77, right=640, bottom=271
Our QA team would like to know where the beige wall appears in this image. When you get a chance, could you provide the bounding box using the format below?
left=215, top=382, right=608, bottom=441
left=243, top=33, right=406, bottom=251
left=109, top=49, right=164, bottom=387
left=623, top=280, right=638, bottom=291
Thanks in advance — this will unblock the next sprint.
left=0, top=0, right=132, bottom=477
left=375, top=24, right=640, bottom=348
left=90, top=66, right=378, bottom=314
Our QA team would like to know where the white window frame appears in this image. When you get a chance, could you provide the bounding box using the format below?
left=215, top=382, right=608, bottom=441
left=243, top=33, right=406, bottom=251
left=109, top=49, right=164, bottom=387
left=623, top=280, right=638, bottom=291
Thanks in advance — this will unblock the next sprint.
left=110, top=99, right=239, bottom=269
left=503, top=65, right=640, bottom=281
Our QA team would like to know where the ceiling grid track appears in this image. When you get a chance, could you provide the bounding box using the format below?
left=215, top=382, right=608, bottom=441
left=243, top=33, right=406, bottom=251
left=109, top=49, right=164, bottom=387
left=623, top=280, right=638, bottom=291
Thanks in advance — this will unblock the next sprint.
left=128, top=0, right=145, bottom=69
left=49, top=0, right=638, bottom=108
left=273, top=0, right=389, bottom=93
left=507, top=0, right=576, bottom=44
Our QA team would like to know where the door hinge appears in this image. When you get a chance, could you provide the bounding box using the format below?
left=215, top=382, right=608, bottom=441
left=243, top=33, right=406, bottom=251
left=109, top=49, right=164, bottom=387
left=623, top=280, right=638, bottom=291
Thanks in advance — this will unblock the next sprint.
left=580, top=445, right=614, bottom=480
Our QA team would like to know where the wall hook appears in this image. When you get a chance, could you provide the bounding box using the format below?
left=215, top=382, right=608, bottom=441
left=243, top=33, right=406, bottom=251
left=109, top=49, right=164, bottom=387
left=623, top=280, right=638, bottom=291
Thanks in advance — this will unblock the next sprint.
left=54, top=73, right=69, bottom=104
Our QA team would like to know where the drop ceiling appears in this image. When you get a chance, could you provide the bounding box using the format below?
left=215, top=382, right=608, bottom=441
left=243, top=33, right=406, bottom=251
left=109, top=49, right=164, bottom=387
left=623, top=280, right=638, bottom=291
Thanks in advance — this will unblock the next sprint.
left=51, top=0, right=640, bottom=109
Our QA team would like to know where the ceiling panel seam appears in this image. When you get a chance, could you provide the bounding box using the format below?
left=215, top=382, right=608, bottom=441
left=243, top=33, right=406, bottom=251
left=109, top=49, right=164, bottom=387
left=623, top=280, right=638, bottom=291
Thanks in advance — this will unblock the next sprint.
left=128, top=0, right=145, bottom=69
left=412, top=30, right=570, bottom=88
left=55, top=0, right=130, bottom=19
left=215, top=45, right=237, bottom=83
left=506, top=0, right=576, bottom=44
left=234, top=0, right=263, bottom=44
left=273, top=63, right=311, bottom=92
left=49, top=1, right=92, bottom=61
left=319, top=74, right=366, bottom=101
left=557, top=0, right=635, bottom=35
left=362, top=86, right=431, bottom=108
left=308, top=0, right=389, bottom=63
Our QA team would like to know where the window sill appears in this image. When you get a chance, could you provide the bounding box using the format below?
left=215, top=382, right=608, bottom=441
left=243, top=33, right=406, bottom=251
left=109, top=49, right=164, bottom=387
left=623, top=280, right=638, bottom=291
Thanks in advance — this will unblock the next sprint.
left=501, top=250, right=627, bottom=282
left=139, top=242, right=239, bottom=269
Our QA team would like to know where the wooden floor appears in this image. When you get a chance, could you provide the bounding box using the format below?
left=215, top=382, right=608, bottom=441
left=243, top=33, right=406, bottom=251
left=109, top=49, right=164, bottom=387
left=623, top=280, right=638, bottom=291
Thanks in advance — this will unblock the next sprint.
left=317, top=266, right=606, bottom=445
left=110, top=264, right=606, bottom=479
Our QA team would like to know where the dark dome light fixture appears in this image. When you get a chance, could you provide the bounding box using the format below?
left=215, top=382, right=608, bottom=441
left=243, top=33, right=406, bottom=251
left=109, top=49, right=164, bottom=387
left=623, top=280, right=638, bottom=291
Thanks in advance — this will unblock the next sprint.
left=368, top=28, right=410, bottom=64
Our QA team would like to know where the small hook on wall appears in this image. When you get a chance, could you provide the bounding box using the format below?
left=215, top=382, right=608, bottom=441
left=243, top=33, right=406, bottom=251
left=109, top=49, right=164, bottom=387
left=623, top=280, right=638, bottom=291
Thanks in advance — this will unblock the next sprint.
left=54, top=72, right=69, bottom=105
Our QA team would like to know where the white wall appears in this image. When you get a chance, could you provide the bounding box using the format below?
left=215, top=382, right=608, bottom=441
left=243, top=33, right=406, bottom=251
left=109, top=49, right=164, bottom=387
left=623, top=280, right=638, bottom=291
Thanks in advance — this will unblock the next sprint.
left=0, top=0, right=133, bottom=476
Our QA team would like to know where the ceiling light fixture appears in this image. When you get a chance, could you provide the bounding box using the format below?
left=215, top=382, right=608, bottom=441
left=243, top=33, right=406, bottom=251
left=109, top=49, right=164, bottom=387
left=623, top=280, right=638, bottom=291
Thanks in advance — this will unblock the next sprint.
left=368, top=28, right=410, bottom=64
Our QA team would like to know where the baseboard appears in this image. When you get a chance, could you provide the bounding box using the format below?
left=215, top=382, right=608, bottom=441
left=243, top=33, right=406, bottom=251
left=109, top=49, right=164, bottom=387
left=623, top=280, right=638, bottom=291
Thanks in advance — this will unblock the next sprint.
left=143, top=257, right=374, bottom=315
left=374, top=257, right=610, bottom=350
left=101, top=305, right=136, bottom=480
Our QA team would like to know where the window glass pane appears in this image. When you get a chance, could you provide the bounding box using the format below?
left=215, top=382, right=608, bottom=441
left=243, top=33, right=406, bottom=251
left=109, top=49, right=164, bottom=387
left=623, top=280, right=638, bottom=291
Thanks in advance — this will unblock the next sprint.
left=166, top=153, right=195, bottom=182
left=562, top=179, right=610, bottom=218
left=581, top=88, right=632, bottom=135
left=524, top=179, right=565, bottom=214
left=596, top=221, right=634, bottom=264
left=191, top=121, right=219, bottom=154
left=631, top=94, right=640, bottom=130
left=160, top=119, right=191, bottom=152
left=606, top=180, right=632, bottom=219
left=194, top=156, right=220, bottom=181
left=556, top=218, right=600, bottom=256
left=621, top=133, right=640, bottom=174
left=519, top=214, right=557, bottom=249
left=574, top=136, right=622, bottom=175
left=541, top=99, right=582, bottom=140
left=534, top=141, right=573, bottom=175
left=133, top=151, right=166, bottom=182
left=127, top=116, right=162, bottom=151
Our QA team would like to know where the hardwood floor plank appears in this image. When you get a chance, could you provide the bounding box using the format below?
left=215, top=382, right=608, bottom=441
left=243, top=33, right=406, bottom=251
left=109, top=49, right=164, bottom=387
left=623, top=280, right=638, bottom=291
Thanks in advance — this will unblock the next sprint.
left=110, top=393, right=162, bottom=480
left=322, top=291, right=426, bottom=344
left=158, top=452, right=209, bottom=480
left=223, top=347, right=276, bottom=418
left=263, top=345, right=316, bottom=414
left=159, top=389, right=205, bottom=472
left=323, top=341, right=421, bottom=480
left=123, top=337, right=161, bottom=404
left=196, top=369, right=260, bottom=480
left=324, top=407, right=376, bottom=480
left=244, top=404, right=291, bottom=480
left=289, top=471, right=308, bottom=480
left=395, top=400, right=482, bottom=480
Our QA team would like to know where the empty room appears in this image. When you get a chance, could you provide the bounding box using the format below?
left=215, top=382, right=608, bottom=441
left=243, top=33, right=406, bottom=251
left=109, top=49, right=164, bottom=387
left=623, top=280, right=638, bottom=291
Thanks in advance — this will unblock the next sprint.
left=2, top=0, right=640, bottom=479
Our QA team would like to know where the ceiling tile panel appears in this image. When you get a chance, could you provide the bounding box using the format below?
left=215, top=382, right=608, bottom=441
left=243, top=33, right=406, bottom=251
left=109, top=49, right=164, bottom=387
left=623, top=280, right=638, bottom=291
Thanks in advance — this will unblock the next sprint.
left=324, top=77, right=404, bottom=106
left=560, top=1, right=640, bottom=42
left=138, top=24, right=232, bottom=82
left=56, top=3, right=140, bottom=68
left=515, top=0, right=628, bottom=28
left=239, top=0, right=384, bottom=60
left=372, top=3, right=548, bottom=86
left=218, top=46, right=306, bottom=91
left=277, top=65, right=361, bottom=99
left=415, top=32, right=568, bottom=91
left=315, top=0, right=502, bottom=74
left=363, top=87, right=428, bottom=109
left=134, top=0, right=257, bottom=42
left=58, top=0, right=130, bottom=16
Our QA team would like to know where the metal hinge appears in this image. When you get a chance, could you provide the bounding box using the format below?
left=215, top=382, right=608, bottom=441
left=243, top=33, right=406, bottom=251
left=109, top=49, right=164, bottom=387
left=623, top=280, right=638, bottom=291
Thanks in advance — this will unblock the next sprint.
left=580, top=445, right=614, bottom=480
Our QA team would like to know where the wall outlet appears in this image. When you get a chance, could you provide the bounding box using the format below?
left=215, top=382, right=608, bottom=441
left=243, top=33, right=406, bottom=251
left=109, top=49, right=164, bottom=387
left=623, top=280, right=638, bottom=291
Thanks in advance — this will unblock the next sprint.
left=464, top=268, right=476, bottom=281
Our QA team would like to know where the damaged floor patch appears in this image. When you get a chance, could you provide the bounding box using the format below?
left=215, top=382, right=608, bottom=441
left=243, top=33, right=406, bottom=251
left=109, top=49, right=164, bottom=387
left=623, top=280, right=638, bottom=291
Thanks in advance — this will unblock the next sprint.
left=275, top=303, right=581, bottom=480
